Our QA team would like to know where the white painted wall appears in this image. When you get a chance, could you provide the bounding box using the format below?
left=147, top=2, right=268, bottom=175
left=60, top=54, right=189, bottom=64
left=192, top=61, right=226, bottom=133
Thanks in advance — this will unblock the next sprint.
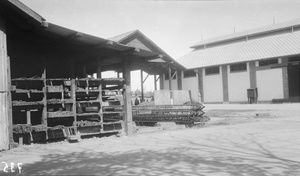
left=182, top=73, right=198, bottom=102
left=228, top=64, right=250, bottom=102
left=256, top=68, right=284, bottom=101
left=203, top=67, right=223, bottom=103
left=163, top=74, right=178, bottom=90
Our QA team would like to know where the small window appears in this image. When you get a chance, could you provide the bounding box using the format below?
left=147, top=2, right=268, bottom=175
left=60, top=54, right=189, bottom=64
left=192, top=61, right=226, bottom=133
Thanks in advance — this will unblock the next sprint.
left=205, top=66, right=219, bottom=75
left=165, top=70, right=177, bottom=80
left=183, top=69, right=196, bottom=78
left=230, top=63, right=247, bottom=72
left=259, top=59, right=278, bottom=66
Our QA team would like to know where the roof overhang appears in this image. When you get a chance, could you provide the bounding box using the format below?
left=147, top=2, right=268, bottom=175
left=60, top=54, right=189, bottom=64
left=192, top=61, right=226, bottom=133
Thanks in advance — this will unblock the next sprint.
left=2, top=0, right=45, bottom=24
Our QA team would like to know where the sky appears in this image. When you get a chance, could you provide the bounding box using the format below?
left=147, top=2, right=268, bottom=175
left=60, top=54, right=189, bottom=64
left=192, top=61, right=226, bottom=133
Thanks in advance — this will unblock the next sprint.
left=20, top=0, right=300, bottom=91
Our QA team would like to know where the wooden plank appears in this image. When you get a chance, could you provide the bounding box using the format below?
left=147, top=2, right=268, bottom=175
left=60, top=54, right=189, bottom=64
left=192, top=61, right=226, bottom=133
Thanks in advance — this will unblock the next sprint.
left=71, top=79, right=77, bottom=132
left=26, top=110, right=31, bottom=124
left=7, top=56, right=13, bottom=146
left=41, top=62, right=47, bottom=126
left=140, top=70, right=144, bottom=101
left=97, top=57, right=102, bottom=78
left=123, top=60, right=133, bottom=135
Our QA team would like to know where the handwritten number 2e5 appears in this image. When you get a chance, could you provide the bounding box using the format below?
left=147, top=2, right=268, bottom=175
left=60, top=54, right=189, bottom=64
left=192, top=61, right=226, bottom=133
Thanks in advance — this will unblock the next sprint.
left=2, top=162, right=22, bottom=173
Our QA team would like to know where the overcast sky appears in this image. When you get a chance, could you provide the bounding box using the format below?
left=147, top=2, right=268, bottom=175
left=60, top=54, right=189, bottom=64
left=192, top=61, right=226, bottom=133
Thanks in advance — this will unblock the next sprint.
left=20, top=0, right=300, bottom=91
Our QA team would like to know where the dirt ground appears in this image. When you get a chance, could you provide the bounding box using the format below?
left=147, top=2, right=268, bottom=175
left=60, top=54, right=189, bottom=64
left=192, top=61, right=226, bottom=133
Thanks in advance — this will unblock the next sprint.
left=1, top=103, right=300, bottom=176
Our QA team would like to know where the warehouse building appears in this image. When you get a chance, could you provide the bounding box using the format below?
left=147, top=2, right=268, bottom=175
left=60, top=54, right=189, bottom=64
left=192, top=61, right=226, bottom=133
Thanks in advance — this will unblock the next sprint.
left=0, top=0, right=182, bottom=150
left=163, top=19, right=300, bottom=104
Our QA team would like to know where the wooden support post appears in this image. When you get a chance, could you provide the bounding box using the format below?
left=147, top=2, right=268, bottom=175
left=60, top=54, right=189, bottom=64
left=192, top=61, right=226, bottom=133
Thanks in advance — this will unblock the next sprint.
left=71, top=79, right=77, bottom=132
left=70, top=58, right=75, bottom=79
left=140, top=70, right=144, bottom=102
left=42, top=59, right=47, bottom=126
left=7, top=56, right=13, bottom=146
left=122, top=60, right=133, bottom=135
left=168, top=67, right=173, bottom=104
left=0, top=14, right=10, bottom=150
left=159, top=74, right=164, bottom=89
left=97, top=57, right=102, bottom=79
left=197, top=68, right=204, bottom=103
left=168, top=67, right=172, bottom=91
left=177, top=71, right=182, bottom=90
left=26, top=110, right=31, bottom=125
left=154, top=75, right=157, bottom=90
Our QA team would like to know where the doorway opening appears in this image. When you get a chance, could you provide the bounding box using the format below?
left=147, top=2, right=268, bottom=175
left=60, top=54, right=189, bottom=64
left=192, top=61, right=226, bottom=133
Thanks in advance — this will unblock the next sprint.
left=288, top=56, right=300, bottom=101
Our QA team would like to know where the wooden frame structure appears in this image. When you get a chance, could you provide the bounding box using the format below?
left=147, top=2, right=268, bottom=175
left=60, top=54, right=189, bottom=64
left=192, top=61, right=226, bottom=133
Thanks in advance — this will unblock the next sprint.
left=0, top=0, right=184, bottom=149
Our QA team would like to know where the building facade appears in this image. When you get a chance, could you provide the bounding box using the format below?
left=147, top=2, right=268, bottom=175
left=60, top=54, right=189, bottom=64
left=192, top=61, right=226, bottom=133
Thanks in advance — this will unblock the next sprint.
left=163, top=19, right=300, bottom=103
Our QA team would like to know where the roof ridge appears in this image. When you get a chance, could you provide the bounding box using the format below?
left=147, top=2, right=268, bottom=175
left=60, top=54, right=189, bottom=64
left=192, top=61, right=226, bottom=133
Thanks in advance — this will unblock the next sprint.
left=191, top=18, right=300, bottom=48
left=108, top=29, right=139, bottom=42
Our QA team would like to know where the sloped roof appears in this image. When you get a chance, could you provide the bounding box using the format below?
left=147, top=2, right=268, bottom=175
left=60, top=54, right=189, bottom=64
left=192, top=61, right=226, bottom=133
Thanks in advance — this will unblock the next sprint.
left=1, top=0, right=45, bottom=23
left=191, top=18, right=300, bottom=48
left=178, top=29, right=300, bottom=69
left=109, top=30, right=137, bottom=43
left=109, top=30, right=186, bottom=71
left=3, top=0, right=171, bottom=75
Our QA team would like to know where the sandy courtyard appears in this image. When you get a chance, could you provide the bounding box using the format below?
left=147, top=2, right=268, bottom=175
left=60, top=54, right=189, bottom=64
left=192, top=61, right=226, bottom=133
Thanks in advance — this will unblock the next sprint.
left=1, top=103, right=300, bottom=176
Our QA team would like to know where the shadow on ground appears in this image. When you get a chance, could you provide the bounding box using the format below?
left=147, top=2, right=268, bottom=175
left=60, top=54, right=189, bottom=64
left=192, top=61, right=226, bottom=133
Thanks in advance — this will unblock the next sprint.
left=15, top=134, right=300, bottom=176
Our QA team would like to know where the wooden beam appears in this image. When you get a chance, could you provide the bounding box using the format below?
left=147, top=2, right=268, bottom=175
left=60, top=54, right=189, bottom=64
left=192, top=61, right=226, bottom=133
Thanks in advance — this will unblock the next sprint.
left=122, top=59, right=133, bottom=135
left=121, top=48, right=140, bottom=55
left=7, top=56, right=13, bottom=146
left=69, top=58, right=75, bottom=79
left=42, top=57, right=47, bottom=126
left=168, top=67, right=173, bottom=105
left=143, top=73, right=149, bottom=84
left=168, top=67, right=172, bottom=91
left=154, top=75, right=157, bottom=90
left=26, top=110, right=31, bottom=125
left=171, top=71, right=177, bottom=80
left=0, top=14, right=10, bottom=150
left=141, top=70, right=144, bottom=102
left=96, top=57, right=102, bottom=78
left=177, top=71, right=182, bottom=90
left=159, top=73, right=164, bottom=90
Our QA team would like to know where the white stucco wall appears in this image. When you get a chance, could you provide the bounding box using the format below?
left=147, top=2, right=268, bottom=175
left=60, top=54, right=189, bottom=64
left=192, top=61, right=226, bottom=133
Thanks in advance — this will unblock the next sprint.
left=227, top=64, right=250, bottom=102
left=203, top=67, right=223, bottom=103
left=163, top=76, right=178, bottom=90
left=182, top=73, right=198, bottom=102
left=256, top=68, right=284, bottom=101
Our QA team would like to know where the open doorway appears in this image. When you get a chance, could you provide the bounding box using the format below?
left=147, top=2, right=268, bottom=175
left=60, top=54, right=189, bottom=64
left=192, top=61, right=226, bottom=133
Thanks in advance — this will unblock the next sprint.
left=288, top=56, right=300, bottom=99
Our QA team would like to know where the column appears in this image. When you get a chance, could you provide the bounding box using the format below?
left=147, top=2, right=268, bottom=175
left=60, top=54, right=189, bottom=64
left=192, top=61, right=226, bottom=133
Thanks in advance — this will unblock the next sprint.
left=122, top=59, right=133, bottom=135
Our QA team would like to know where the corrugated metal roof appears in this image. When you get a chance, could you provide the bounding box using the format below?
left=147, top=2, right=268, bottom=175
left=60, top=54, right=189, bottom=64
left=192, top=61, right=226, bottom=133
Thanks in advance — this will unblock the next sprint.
left=191, top=18, right=300, bottom=48
left=178, top=30, right=300, bottom=69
